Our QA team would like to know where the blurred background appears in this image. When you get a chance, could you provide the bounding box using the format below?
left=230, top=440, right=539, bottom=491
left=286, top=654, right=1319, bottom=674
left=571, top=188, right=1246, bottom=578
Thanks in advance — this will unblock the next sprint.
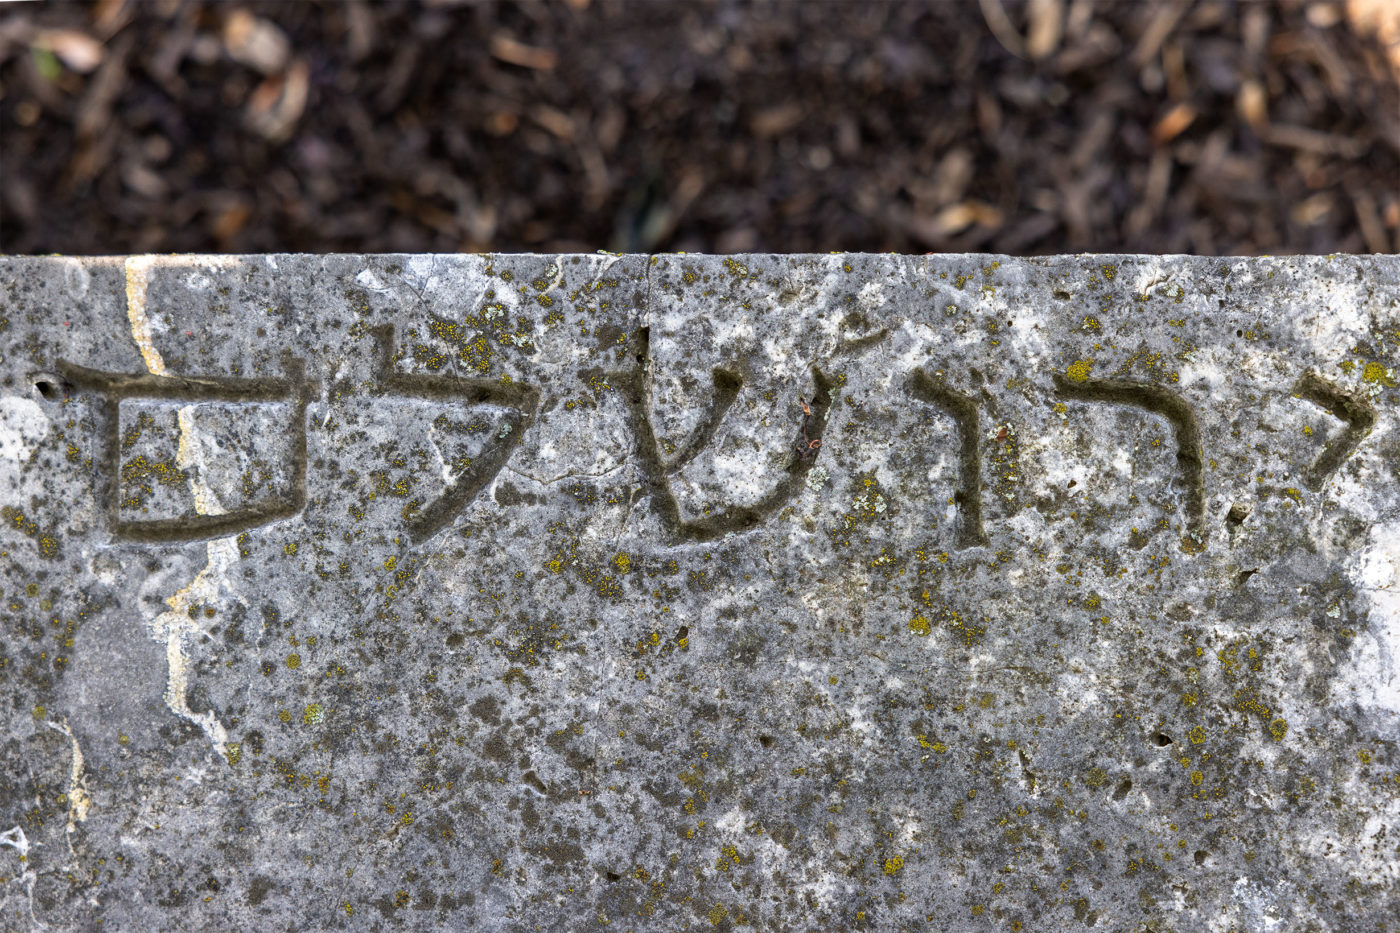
left=1, top=0, right=1397, bottom=255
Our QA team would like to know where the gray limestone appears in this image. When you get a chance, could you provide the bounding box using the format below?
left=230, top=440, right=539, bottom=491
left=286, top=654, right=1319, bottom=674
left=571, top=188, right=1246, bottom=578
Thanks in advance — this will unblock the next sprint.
left=1, top=253, right=1398, bottom=931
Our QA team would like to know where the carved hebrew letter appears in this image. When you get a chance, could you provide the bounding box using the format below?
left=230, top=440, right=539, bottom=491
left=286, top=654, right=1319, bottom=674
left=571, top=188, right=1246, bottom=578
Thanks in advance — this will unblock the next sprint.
left=1052, top=374, right=1206, bottom=539
left=370, top=326, right=541, bottom=543
left=616, top=327, right=831, bottom=543
left=1293, top=371, right=1377, bottom=491
left=908, top=369, right=987, bottom=549
left=661, top=367, right=742, bottom=475
left=57, top=359, right=313, bottom=542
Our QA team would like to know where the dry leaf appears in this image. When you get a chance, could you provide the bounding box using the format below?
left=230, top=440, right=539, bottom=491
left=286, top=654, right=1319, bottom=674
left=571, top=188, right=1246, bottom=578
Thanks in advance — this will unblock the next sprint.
left=224, top=9, right=291, bottom=76
left=245, top=59, right=309, bottom=143
left=32, top=29, right=104, bottom=74
left=1347, top=0, right=1400, bottom=82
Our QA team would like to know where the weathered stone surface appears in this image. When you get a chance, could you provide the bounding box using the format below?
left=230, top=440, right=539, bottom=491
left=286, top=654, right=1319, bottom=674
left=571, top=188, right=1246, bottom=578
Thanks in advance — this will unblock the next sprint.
left=2, top=253, right=1398, bottom=931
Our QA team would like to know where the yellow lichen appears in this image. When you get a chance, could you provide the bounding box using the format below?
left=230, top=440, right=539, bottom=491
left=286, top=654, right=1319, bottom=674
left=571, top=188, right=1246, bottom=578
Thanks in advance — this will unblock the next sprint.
left=1065, top=360, right=1094, bottom=382
left=1362, top=361, right=1394, bottom=385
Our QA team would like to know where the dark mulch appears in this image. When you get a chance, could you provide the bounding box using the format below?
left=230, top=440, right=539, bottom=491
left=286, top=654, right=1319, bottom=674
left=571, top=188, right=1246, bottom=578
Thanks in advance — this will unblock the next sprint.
left=2, top=0, right=1398, bottom=255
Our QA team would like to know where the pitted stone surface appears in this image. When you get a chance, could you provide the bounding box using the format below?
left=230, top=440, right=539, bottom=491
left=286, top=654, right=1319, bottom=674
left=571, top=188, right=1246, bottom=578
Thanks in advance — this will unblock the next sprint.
left=1, top=253, right=1398, bottom=931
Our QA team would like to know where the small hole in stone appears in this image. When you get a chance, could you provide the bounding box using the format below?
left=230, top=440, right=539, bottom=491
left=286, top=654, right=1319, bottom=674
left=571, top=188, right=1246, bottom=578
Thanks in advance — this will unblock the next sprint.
left=1194, top=850, right=1207, bottom=866
left=1112, top=778, right=1132, bottom=800
left=33, top=377, right=65, bottom=401
left=604, top=870, right=621, bottom=883
left=1067, top=479, right=1077, bottom=488
left=1226, top=503, right=1250, bottom=527
left=758, top=735, right=775, bottom=749
left=1151, top=732, right=1173, bottom=747
left=1236, top=569, right=1257, bottom=587
left=676, top=625, right=689, bottom=643
left=1236, top=329, right=1243, bottom=337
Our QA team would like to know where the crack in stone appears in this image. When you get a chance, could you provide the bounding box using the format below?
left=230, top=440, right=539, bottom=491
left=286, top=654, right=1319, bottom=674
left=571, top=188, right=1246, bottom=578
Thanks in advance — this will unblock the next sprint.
left=123, top=258, right=235, bottom=762
left=0, top=826, right=43, bottom=929
left=43, top=718, right=92, bottom=837
left=505, top=464, right=626, bottom=488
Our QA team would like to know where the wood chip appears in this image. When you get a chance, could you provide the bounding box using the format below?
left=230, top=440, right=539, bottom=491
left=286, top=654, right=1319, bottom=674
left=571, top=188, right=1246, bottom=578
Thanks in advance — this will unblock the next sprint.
left=1237, top=79, right=1268, bottom=128
left=1131, top=0, right=1191, bottom=68
left=978, top=0, right=1026, bottom=59
left=1262, top=123, right=1368, bottom=157
left=750, top=103, right=804, bottom=138
left=532, top=105, right=575, bottom=141
left=1026, top=0, right=1064, bottom=60
left=932, top=201, right=1004, bottom=236
left=1350, top=189, right=1388, bottom=253
left=1291, top=193, right=1333, bottom=226
left=1152, top=102, right=1196, bottom=144
left=489, top=34, right=557, bottom=71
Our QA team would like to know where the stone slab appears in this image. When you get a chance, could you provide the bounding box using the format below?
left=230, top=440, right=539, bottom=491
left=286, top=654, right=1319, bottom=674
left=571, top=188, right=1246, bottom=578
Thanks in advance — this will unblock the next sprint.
left=1, top=254, right=1399, bottom=931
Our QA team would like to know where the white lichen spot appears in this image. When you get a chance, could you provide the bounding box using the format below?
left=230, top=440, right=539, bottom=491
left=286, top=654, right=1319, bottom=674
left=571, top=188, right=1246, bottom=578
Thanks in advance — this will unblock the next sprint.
left=354, top=268, right=387, bottom=292
left=62, top=257, right=90, bottom=299
left=805, top=465, right=828, bottom=491
left=857, top=280, right=886, bottom=311
left=0, top=397, right=50, bottom=491
left=1345, top=520, right=1400, bottom=717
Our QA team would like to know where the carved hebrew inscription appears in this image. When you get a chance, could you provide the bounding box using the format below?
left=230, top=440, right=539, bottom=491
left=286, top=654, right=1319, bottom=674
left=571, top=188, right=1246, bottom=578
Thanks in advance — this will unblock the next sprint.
left=7, top=255, right=1399, bottom=933
left=908, top=369, right=987, bottom=548
left=1293, top=371, right=1377, bottom=491
left=616, top=327, right=833, bottom=543
left=57, top=359, right=313, bottom=542
left=368, top=326, right=540, bottom=543
left=46, top=297, right=1386, bottom=555
left=57, top=326, right=542, bottom=544
left=1052, top=374, right=1207, bottom=539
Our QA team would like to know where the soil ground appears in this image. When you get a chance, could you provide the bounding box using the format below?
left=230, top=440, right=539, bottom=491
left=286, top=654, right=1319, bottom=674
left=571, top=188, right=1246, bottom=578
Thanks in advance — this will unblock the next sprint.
left=2, top=0, right=1398, bottom=255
